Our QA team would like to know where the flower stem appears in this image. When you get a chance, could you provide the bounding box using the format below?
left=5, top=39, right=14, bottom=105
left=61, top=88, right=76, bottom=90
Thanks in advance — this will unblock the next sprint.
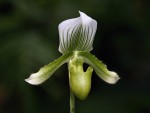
left=68, top=62, right=75, bottom=113
left=70, top=89, right=75, bottom=113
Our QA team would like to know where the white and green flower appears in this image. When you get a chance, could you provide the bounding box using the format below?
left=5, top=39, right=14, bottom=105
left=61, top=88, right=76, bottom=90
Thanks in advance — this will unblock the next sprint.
left=25, top=11, right=120, bottom=100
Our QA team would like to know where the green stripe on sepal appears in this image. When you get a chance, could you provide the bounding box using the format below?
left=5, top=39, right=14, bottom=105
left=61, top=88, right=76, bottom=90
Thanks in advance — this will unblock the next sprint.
left=25, top=52, right=74, bottom=85
left=58, top=11, right=97, bottom=54
left=78, top=51, right=120, bottom=84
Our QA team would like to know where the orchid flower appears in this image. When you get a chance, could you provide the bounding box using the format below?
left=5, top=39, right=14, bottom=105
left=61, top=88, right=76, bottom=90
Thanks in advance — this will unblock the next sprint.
left=25, top=11, right=120, bottom=100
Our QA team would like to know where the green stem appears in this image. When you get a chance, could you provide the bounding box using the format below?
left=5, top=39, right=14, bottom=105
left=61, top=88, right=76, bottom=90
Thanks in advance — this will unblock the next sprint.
left=70, top=90, right=75, bottom=113
left=68, top=62, right=75, bottom=113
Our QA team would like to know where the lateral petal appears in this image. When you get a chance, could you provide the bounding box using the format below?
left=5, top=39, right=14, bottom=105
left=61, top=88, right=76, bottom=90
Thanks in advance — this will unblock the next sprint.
left=78, top=52, right=120, bottom=84
left=25, top=52, right=74, bottom=85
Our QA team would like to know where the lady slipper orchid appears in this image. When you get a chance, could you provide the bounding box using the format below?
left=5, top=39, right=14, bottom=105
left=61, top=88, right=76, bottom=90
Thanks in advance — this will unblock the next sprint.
left=25, top=11, right=120, bottom=100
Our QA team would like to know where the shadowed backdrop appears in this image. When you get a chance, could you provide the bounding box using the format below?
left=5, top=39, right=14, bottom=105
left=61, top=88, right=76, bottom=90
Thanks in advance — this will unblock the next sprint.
left=0, top=0, right=150, bottom=113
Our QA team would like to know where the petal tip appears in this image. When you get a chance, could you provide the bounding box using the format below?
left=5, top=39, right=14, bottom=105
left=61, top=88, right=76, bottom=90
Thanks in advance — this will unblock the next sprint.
left=25, top=76, right=40, bottom=85
left=78, top=11, right=84, bottom=15
left=25, top=78, right=31, bottom=84
left=79, top=11, right=90, bottom=20
left=107, top=71, right=120, bottom=84
left=79, top=11, right=97, bottom=24
left=25, top=72, right=43, bottom=85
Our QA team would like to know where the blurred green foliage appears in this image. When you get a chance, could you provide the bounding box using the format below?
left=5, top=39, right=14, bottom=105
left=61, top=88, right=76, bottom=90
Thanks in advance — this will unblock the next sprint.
left=0, top=0, right=150, bottom=113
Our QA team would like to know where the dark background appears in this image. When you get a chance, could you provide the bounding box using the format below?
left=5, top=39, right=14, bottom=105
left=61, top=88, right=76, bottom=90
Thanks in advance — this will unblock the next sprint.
left=0, top=0, right=150, bottom=113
